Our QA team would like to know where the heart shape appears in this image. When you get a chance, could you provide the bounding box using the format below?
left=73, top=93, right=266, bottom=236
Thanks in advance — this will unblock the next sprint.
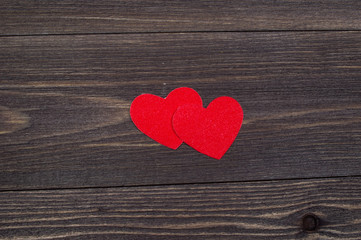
left=172, top=96, right=243, bottom=159
left=130, top=87, right=202, bottom=149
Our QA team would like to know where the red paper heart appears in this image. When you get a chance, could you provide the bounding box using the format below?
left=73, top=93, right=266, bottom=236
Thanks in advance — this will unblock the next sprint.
left=172, top=96, right=243, bottom=159
left=130, top=87, right=202, bottom=149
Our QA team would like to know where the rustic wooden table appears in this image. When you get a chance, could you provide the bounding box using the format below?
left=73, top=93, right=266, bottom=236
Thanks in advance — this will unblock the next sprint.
left=1, top=1, right=361, bottom=239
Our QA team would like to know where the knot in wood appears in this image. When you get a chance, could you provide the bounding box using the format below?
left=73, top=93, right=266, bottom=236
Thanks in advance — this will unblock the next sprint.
left=302, top=213, right=319, bottom=231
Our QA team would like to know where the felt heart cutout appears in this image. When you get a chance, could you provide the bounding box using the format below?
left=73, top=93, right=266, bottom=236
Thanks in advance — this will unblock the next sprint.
left=172, top=96, right=243, bottom=159
left=130, top=87, right=202, bottom=149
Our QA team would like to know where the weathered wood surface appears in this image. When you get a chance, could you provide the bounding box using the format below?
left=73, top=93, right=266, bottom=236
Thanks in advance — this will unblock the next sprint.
left=1, top=32, right=360, bottom=190
left=1, top=1, right=361, bottom=238
left=1, top=177, right=361, bottom=239
left=1, top=0, right=361, bottom=35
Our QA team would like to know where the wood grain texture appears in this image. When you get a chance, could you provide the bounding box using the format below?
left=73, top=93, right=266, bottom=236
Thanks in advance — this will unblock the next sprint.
left=1, top=0, right=361, bottom=35
left=1, top=177, right=361, bottom=239
left=1, top=32, right=361, bottom=190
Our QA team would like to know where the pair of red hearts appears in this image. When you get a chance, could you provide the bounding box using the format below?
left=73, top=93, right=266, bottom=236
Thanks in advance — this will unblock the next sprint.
left=130, top=87, right=243, bottom=159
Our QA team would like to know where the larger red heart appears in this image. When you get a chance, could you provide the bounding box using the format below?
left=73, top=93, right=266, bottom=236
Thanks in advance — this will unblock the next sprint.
left=172, top=96, right=243, bottom=159
left=130, top=87, right=202, bottom=149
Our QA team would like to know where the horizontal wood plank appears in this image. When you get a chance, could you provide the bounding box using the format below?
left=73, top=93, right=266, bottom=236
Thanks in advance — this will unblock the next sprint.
left=1, top=32, right=361, bottom=190
left=1, top=0, right=361, bottom=35
left=1, top=177, right=361, bottom=239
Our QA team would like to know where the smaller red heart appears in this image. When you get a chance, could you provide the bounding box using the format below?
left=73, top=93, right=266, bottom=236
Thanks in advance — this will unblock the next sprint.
left=172, top=96, right=243, bottom=159
left=130, top=87, right=202, bottom=149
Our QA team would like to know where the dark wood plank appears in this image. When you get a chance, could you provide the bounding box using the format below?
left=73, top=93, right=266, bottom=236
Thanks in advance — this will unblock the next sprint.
left=1, top=32, right=361, bottom=190
left=1, top=177, right=361, bottom=239
left=1, top=0, right=361, bottom=35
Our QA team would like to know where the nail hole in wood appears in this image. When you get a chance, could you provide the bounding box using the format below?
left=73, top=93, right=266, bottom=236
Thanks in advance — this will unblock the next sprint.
left=302, top=213, right=319, bottom=232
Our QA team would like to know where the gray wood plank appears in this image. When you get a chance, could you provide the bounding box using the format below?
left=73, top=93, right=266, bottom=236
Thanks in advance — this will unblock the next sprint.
left=1, top=177, right=361, bottom=239
left=1, top=0, right=361, bottom=35
left=0, top=32, right=360, bottom=190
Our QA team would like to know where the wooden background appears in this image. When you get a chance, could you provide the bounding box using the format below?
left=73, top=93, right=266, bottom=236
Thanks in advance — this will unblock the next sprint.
left=1, top=1, right=361, bottom=239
